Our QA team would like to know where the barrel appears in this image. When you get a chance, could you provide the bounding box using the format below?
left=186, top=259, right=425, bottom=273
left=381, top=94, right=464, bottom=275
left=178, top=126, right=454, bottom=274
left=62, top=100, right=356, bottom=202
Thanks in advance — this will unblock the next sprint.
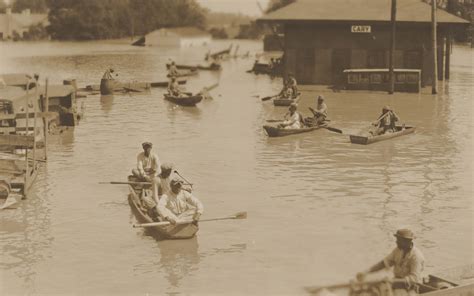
left=100, top=79, right=115, bottom=95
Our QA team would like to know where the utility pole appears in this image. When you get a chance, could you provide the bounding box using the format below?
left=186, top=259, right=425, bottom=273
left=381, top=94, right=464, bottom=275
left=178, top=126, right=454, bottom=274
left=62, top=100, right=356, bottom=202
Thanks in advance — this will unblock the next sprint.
left=431, top=0, right=438, bottom=94
left=388, top=0, right=397, bottom=94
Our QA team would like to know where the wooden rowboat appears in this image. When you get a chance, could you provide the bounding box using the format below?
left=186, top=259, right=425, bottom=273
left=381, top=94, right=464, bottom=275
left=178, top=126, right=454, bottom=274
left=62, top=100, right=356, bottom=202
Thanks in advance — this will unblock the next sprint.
left=305, top=264, right=474, bottom=296
left=263, top=124, right=324, bottom=137
left=127, top=178, right=198, bottom=240
left=164, top=94, right=203, bottom=107
left=273, top=95, right=300, bottom=107
left=166, top=63, right=221, bottom=71
left=99, top=79, right=151, bottom=95
left=350, top=126, right=415, bottom=145
left=167, top=69, right=198, bottom=78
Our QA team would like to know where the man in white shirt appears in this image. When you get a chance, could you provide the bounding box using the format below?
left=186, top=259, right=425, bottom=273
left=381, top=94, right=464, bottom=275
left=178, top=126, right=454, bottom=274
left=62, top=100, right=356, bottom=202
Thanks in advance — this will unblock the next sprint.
left=157, top=178, right=204, bottom=225
left=132, top=142, right=161, bottom=182
left=279, top=103, right=303, bottom=129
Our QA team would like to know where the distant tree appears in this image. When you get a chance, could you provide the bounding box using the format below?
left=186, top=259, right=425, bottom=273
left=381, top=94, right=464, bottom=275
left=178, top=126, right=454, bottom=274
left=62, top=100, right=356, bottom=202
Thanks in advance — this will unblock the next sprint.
left=266, top=0, right=296, bottom=13
left=12, top=0, right=48, bottom=13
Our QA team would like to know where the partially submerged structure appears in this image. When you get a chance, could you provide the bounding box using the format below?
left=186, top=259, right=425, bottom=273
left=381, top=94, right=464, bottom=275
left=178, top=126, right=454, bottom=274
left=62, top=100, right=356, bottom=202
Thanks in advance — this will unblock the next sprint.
left=134, top=27, right=211, bottom=47
left=257, top=0, right=468, bottom=88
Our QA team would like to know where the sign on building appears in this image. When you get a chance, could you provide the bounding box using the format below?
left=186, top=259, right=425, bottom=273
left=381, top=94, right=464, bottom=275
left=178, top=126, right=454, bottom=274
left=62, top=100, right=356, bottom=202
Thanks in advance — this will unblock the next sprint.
left=351, top=25, right=371, bottom=33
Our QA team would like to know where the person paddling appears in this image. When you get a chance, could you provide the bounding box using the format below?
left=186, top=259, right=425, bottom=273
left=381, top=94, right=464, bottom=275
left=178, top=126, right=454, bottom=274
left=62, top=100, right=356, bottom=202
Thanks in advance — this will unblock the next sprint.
left=307, top=95, right=328, bottom=126
left=356, top=229, right=425, bottom=296
left=168, top=61, right=179, bottom=77
left=371, top=106, right=400, bottom=135
left=279, top=103, right=303, bottom=129
left=102, top=68, right=115, bottom=80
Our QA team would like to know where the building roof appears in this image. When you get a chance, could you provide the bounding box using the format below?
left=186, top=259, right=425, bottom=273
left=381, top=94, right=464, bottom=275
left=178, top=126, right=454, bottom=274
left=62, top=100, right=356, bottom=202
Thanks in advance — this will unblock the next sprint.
left=259, top=0, right=469, bottom=24
left=149, top=27, right=211, bottom=37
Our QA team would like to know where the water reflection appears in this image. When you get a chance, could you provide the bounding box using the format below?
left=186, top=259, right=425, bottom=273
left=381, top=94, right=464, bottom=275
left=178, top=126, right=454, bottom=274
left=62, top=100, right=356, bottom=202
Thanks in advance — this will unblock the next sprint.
left=100, top=94, right=114, bottom=113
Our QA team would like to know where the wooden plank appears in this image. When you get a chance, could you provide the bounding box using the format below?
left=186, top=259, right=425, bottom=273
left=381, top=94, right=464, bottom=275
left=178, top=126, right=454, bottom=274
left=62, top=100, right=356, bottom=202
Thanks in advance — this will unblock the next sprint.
left=0, top=134, right=35, bottom=147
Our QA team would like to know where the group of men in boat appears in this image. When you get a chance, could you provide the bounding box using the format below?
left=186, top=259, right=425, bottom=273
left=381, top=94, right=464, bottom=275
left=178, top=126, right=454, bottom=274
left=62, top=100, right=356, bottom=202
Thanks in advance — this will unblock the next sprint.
left=131, top=141, right=203, bottom=225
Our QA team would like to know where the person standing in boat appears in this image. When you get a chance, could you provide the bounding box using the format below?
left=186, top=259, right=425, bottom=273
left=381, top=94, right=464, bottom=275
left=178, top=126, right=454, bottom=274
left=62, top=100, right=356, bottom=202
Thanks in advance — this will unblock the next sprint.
left=279, top=103, right=303, bottom=129
left=308, top=95, right=328, bottom=125
left=356, top=229, right=425, bottom=296
left=157, top=178, right=203, bottom=225
left=168, top=61, right=179, bottom=77
left=371, top=106, right=400, bottom=135
left=102, top=68, right=115, bottom=80
left=167, top=77, right=182, bottom=97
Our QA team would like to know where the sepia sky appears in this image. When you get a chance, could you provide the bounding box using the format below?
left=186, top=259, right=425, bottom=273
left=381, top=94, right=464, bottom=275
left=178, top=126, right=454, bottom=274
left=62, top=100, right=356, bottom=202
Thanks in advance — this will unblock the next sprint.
left=197, top=0, right=271, bottom=16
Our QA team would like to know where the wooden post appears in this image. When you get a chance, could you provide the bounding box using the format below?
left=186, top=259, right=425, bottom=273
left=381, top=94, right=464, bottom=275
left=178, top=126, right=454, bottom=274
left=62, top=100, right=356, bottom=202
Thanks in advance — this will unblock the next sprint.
left=24, top=80, right=30, bottom=198
left=431, top=0, right=438, bottom=94
left=33, top=80, right=37, bottom=165
left=43, top=78, right=49, bottom=160
left=388, top=0, right=397, bottom=94
left=445, top=30, right=451, bottom=80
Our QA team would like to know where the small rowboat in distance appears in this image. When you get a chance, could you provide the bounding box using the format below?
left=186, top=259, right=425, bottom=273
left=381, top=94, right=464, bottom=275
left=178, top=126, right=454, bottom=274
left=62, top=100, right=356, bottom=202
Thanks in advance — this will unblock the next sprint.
left=128, top=177, right=198, bottom=240
left=164, top=94, right=203, bottom=107
left=263, top=124, right=324, bottom=137
left=350, top=126, right=415, bottom=145
left=167, top=69, right=198, bottom=78
left=273, top=95, right=300, bottom=107
left=167, top=63, right=221, bottom=71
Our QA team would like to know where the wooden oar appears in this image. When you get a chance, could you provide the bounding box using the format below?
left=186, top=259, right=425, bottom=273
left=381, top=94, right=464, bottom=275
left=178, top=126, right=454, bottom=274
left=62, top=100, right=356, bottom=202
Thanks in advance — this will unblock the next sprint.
left=323, top=126, right=343, bottom=134
left=133, top=211, right=247, bottom=228
left=261, top=94, right=278, bottom=101
left=198, top=83, right=219, bottom=99
left=99, top=181, right=151, bottom=185
left=174, top=170, right=193, bottom=187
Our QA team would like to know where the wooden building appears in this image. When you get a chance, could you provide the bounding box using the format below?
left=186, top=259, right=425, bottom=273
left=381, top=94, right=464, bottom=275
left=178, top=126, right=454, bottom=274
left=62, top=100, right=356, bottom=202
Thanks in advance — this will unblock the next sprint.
left=257, top=0, right=468, bottom=86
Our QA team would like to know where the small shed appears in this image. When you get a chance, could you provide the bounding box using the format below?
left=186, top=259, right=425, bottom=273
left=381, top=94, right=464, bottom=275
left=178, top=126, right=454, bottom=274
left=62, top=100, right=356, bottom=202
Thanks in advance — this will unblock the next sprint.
left=142, top=27, right=212, bottom=47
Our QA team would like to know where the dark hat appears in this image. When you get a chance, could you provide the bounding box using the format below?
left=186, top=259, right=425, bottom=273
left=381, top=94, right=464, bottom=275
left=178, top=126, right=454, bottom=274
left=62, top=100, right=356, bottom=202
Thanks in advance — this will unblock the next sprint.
left=394, top=229, right=415, bottom=240
left=317, top=95, right=324, bottom=101
left=142, top=142, right=152, bottom=149
left=110, top=68, right=114, bottom=72
left=170, top=178, right=183, bottom=188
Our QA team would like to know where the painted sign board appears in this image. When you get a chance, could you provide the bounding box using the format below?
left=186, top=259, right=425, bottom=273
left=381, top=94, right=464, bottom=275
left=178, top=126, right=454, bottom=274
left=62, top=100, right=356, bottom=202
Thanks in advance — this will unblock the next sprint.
left=351, top=25, right=371, bottom=33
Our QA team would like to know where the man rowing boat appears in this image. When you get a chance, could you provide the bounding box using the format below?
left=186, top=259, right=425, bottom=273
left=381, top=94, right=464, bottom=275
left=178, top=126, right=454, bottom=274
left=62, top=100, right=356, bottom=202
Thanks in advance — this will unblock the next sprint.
left=356, top=229, right=425, bottom=296
left=279, top=103, right=303, bottom=129
left=278, top=73, right=298, bottom=99
left=168, top=61, right=179, bottom=77
left=157, top=178, right=204, bottom=225
left=307, top=95, right=328, bottom=126
left=371, top=106, right=400, bottom=135
left=102, top=68, right=115, bottom=80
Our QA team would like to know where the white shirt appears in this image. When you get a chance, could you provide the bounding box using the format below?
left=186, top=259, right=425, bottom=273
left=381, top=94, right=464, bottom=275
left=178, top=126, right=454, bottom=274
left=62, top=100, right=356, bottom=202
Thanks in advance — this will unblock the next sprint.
left=157, top=190, right=204, bottom=220
left=137, top=152, right=160, bottom=176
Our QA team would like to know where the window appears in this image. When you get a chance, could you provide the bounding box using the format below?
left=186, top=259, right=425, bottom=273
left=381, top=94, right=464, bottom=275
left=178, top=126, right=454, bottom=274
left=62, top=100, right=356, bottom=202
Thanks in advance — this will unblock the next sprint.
left=367, top=50, right=386, bottom=68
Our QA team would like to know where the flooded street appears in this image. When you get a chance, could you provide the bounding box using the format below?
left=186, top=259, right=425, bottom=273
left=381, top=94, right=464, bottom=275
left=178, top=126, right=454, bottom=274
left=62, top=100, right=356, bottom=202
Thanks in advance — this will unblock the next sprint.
left=0, top=40, right=472, bottom=295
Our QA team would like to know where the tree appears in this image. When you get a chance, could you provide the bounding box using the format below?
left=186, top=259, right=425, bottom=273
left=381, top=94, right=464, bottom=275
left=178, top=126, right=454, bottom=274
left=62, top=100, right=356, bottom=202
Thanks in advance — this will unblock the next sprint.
left=12, top=0, right=48, bottom=13
left=266, top=0, right=296, bottom=13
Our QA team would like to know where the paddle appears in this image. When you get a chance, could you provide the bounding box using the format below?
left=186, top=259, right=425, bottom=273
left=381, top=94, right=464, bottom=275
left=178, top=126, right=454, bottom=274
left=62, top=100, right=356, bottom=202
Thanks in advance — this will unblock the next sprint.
left=133, top=211, right=247, bottom=228
left=174, top=170, right=193, bottom=187
left=99, top=181, right=151, bottom=185
left=197, top=83, right=219, bottom=99
left=261, top=94, right=278, bottom=101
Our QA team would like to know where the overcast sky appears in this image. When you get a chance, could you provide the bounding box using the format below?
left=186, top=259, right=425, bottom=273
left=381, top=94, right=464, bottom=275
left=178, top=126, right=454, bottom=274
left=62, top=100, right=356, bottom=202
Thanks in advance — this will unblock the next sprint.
left=197, top=0, right=271, bottom=16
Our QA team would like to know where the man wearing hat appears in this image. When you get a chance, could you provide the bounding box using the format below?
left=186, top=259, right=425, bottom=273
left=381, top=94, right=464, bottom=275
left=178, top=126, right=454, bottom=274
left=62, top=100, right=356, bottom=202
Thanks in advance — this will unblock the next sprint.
left=157, top=177, right=203, bottom=225
left=356, top=229, right=425, bottom=295
left=132, top=142, right=161, bottom=183
left=279, top=103, right=303, bottom=129
left=157, top=162, right=174, bottom=197
left=371, top=105, right=400, bottom=135
left=308, top=95, right=328, bottom=125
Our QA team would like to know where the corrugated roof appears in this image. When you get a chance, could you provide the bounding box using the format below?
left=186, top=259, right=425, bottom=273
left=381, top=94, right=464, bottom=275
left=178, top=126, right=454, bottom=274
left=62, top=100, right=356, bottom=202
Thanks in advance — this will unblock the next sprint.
left=259, top=0, right=468, bottom=24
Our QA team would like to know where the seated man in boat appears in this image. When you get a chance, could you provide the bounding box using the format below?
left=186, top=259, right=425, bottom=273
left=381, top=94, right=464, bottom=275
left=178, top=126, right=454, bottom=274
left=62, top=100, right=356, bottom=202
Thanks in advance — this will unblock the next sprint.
left=286, top=73, right=298, bottom=97
left=279, top=103, right=303, bottom=129
left=356, top=229, right=425, bottom=296
left=132, top=142, right=161, bottom=183
left=307, top=95, right=328, bottom=126
left=279, top=87, right=294, bottom=100
left=157, top=178, right=203, bottom=225
left=371, top=106, right=400, bottom=135
left=102, top=68, right=115, bottom=80
left=168, top=61, right=179, bottom=77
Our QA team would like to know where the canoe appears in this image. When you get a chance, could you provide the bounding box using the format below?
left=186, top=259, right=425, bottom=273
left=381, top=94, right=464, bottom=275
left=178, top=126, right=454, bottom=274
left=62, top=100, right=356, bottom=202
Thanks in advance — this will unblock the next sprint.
left=350, top=126, right=415, bottom=145
left=150, top=80, right=186, bottom=87
left=263, top=125, right=324, bottom=137
left=167, top=69, right=198, bottom=78
left=98, top=79, right=151, bottom=95
left=166, top=63, right=221, bottom=71
left=273, top=95, right=300, bottom=107
left=127, top=178, right=198, bottom=240
left=305, top=264, right=474, bottom=295
left=164, top=94, right=203, bottom=107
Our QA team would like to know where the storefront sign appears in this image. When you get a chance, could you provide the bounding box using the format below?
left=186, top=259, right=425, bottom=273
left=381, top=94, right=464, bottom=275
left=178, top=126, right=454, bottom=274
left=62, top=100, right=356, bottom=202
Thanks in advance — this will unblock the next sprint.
left=351, top=25, right=371, bottom=33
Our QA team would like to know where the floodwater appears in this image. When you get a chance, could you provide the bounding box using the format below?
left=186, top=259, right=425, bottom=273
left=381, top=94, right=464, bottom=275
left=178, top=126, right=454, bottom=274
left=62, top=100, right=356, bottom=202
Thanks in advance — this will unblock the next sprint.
left=0, top=40, right=472, bottom=295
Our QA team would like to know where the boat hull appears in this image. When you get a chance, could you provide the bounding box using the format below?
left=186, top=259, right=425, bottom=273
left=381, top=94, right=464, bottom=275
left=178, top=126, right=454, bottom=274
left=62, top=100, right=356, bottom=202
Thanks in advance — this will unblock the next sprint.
left=273, top=95, right=300, bottom=107
left=350, top=126, right=415, bottom=145
left=164, top=94, right=203, bottom=107
left=263, top=125, right=322, bottom=137
left=128, top=185, right=198, bottom=240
